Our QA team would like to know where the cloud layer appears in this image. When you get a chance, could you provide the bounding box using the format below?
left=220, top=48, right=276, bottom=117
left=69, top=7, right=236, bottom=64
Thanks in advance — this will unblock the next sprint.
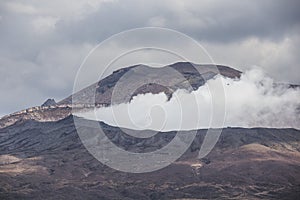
left=76, top=68, right=300, bottom=130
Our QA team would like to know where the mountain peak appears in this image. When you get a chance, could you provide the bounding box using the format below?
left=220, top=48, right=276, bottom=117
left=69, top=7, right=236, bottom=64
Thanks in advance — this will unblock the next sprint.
left=59, top=62, right=241, bottom=105
left=41, top=98, right=57, bottom=107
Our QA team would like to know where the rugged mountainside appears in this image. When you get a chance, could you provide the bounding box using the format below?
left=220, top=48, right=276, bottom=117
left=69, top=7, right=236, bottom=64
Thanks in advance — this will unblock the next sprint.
left=0, top=62, right=299, bottom=199
left=0, top=116, right=299, bottom=199
left=0, top=106, right=71, bottom=129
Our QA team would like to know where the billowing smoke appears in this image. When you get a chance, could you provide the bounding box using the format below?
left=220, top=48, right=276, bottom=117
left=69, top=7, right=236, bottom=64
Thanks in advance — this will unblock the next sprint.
left=76, top=68, right=300, bottom=131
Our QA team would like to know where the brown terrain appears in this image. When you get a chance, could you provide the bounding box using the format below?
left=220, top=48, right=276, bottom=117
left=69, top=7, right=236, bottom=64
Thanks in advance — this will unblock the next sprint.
left=0, top=62, right=299, bottom=199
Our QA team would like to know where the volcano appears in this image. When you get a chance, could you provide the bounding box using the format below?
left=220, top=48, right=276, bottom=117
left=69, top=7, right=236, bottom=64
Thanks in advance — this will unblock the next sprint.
left=0, top=62, right=299, bottom=199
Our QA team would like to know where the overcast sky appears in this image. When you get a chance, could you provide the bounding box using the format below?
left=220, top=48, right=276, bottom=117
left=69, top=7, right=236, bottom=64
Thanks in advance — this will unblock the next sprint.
left=0, top=0, right=299, bottom=116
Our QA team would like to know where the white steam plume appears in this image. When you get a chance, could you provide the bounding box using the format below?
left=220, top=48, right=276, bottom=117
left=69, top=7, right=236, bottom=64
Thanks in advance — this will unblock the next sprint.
left=75, top=68, right=300, bottom=131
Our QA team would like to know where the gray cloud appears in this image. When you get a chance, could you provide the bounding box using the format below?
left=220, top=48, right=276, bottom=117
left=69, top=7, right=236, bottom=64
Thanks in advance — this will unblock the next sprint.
left=53, top=0, right=300, bottom=43
left=0, top=0, right=299, bottom=116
